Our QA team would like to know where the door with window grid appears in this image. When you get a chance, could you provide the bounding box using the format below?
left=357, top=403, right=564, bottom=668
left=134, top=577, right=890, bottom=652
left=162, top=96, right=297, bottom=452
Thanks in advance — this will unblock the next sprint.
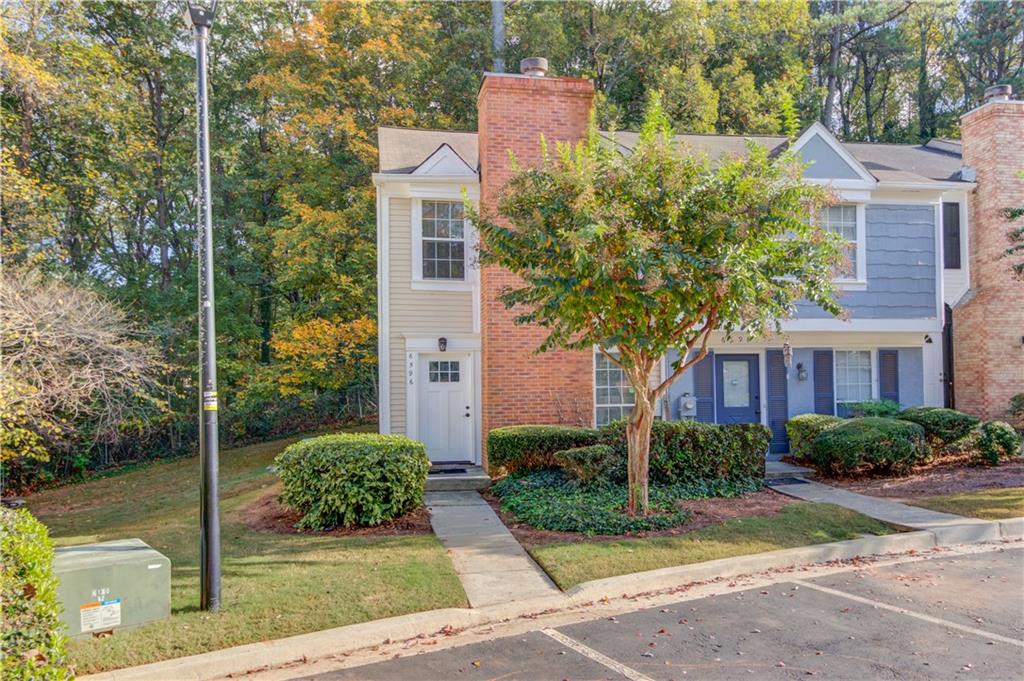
left=417, top=353, right=473, bottom=462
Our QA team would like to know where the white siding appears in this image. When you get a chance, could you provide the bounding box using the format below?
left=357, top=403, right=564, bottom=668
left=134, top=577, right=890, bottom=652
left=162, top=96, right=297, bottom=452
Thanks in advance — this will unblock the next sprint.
left=388, top=197, right=475, bottom=433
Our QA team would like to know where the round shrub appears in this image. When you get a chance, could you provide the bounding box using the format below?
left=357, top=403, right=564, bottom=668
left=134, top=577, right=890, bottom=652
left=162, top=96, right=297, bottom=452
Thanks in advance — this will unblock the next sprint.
left=1, top=509, right=72, bottom=681
left=844, top=399, right=902, bottom=418
left=810, top=417, right=928, bottom=476
left=487, top=425, right=599, bottom=473
left=1009, top=393, right=1024, bottom=431
left=786, top=414, right=844, bottom=460
left=897, top=407, right=979, bottom=451
left=553, top=444, right=619, bottom=483
left=976, top=421, right=1023, bottom=466
left=275, top=433, right=430, bottom=529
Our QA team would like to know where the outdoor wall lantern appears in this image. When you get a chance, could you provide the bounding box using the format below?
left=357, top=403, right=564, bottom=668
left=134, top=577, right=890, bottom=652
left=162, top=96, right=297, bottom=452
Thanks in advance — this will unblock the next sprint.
left=438, top=337, right=448, bottom=352
left=796, top=362, right=808, bottom=382
left=782, top=340, right=793, bottom=368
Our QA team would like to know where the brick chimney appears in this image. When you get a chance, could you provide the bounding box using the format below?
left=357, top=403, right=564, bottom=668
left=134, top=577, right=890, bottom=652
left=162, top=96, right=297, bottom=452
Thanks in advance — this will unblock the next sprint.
left=952, top=85, right=1024, bottom=420
left=477, top=60, right=595, bottom=462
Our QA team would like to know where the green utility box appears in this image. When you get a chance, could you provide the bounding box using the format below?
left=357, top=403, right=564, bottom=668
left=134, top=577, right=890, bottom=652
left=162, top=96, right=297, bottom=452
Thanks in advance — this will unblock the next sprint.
left=53, top=538, right=171, bottom=638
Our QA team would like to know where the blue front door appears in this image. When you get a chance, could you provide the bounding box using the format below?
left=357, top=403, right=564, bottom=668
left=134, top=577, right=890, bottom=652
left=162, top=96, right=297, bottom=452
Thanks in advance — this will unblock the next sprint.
left=715, top=354, right=761, bottom=424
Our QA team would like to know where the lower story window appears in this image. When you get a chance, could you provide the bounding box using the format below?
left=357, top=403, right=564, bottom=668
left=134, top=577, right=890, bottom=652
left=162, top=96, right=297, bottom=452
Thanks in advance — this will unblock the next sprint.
left=595, top=351, right=635, bottom=426
left=835, top=350, right=872, bottom=408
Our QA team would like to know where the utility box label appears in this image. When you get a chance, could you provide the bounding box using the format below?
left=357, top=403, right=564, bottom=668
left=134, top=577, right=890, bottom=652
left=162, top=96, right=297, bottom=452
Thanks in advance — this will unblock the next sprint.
left=80, top=598, right=121, bottom=632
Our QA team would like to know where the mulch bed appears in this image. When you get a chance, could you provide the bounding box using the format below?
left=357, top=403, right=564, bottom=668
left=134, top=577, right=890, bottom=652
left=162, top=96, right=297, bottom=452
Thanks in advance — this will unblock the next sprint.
left=827, top=458, right=1024, bottom=501
left=484, top=488, right=795, bottom=546
left=241, top=484, right=433, bottom=537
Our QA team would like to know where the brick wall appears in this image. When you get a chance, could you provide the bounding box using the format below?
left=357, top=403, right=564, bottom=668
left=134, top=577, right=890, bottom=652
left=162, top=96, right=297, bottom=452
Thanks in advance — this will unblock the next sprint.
left=953, top=99, right=1024, bottom=420
left=478, top=74, right=596, bottom=464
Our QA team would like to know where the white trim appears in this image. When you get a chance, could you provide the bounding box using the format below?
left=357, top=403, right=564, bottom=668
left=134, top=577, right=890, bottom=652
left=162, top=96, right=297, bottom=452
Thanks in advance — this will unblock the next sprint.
left=404, top=335, right=481, bottom=352
left=411, top=144, right=476, bottom=177
left=825, top=202, right=868, bottom=288
left=933, top=200, right=945, bottom=323
left=781, top=318, right=941, bottom=332
left=922, top=332, right=943, bottom=407
left=373, top=173, right=482, bottom=186
left=411, top=197, right=477, bottom=292
left=377, top=188, right=391, bottom=433
left=793, top=122, right=878, bottom=187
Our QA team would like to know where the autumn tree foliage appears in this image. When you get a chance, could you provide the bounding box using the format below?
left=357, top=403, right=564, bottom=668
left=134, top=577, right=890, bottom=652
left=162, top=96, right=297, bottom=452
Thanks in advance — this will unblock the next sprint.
left=471, top=96, right=843, bottom=514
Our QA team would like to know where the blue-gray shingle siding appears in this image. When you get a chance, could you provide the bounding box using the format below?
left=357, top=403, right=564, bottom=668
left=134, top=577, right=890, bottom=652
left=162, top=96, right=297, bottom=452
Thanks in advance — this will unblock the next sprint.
left=794, top=204, right=938, bottom=320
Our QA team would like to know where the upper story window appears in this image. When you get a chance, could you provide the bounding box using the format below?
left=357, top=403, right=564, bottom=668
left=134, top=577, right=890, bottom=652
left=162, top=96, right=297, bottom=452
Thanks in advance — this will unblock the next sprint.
left=942, top=202, right=962, bottom=269
left=595, top=351, right=635, bottom=426
left=421, top=200, right=466, bottom=280
left=819, top=203, right=866, bottom=284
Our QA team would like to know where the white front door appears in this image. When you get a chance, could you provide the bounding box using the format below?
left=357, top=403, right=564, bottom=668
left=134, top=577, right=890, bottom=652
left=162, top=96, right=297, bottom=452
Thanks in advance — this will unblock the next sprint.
left=417, top=353, right=474, bottom=462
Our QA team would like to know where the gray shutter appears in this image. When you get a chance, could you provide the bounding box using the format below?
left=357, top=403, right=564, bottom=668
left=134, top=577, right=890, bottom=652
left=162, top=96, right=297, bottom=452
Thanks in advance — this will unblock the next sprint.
left=942, top=202, right=961, bottom=269
left=879, top=349, right=899, bottom=404
left=813, top=350, right=835, bottom=415
left=693, top=351, right=715, bottom=423
left=765, top=349, right=789, bottom=454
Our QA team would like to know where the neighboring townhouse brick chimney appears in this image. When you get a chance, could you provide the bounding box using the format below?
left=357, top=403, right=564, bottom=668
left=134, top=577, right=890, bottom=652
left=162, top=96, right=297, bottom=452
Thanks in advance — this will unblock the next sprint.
left=477, top=61, right=595, bottom=462
left=953, top=84, right=1024, bottom=420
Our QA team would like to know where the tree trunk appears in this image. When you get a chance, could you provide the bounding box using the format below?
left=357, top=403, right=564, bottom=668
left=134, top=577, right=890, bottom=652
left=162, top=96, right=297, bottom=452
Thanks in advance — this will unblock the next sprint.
left=822, top=1, right=843, bottom=130
left=625, top=389, right=656, bottom=516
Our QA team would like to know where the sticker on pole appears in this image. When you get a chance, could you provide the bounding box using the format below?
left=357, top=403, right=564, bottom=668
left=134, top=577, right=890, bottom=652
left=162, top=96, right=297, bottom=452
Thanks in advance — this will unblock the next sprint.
left=202, top=391, right=218, bottom=411
left=80, top=598, right=121, bottom=633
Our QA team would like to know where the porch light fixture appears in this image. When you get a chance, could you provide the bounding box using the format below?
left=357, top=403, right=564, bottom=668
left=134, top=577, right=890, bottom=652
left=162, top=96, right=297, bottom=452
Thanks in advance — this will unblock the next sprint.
left=782, top=340, right=793, bottom=368
left=796, top=362, right=808, bottom=382
left=438, top=337, right=448, bottom=352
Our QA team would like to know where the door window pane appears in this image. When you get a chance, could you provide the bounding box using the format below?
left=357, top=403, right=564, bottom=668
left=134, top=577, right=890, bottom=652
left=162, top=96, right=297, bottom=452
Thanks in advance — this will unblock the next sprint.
left=722, top=360, right=750, bottom=408
left=428, top=360, right=460, bottom=383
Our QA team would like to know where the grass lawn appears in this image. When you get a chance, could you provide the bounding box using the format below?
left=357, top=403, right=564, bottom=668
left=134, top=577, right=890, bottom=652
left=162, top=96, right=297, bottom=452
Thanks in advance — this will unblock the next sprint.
left=26, top=429, right=467, bottom=675
left=527, top=503, right=895, bottom=589
left=908, top=487, right=1024, bottom=520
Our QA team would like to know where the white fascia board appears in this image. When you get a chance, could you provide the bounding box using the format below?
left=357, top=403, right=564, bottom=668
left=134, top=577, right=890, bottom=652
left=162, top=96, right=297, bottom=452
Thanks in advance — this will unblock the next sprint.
left=876, top=180, right=976, bottom=192
left=373, top=172, right=481, bottom=186
left=411, top=144, right=477, bottom=177
left=780, top=318, right=942, bottom=333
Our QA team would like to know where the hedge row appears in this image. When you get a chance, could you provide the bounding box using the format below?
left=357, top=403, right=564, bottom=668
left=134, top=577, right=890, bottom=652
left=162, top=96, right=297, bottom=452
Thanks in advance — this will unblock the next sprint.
left=1, top=509, right=72, bottom=681
left=486, top=420, right=769, bottom=484
left=809, top=417, right=929, bottom=475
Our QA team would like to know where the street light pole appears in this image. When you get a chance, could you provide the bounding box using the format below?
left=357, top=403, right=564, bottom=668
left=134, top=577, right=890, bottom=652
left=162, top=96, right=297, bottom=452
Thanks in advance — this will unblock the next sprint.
left=185, top=0, right=221, bottom=612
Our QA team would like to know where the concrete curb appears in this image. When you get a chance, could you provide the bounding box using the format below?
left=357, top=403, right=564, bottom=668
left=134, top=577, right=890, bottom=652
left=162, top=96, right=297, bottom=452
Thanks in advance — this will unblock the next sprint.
left=79, top=523, right=1022, bottom=681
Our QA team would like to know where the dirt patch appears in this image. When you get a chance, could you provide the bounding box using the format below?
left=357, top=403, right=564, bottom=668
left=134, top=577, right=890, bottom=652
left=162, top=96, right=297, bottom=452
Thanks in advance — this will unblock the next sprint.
left=484, top=488, right=796, bottom=547
left=832, top=458, right=1024, bottom=500
left=241, top=484, right=432, bottom=537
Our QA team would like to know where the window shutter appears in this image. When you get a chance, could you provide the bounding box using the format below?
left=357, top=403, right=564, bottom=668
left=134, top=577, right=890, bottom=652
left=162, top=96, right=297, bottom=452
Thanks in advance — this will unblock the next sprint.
left=813, top=350, right=834, bottom=415
left=765, top=349, right=789, bottom=454
left=943, top=202, right=961, bottom=269
left=879, top=349, right=899, bottom=403
left=693, top=351, right=715, bottom=423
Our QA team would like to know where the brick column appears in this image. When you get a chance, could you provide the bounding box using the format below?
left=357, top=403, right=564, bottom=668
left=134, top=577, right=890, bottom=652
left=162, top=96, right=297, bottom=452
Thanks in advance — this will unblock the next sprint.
left=477, top=73, right=595, bottom=464
left=953, top=96, right=1024, bottom=420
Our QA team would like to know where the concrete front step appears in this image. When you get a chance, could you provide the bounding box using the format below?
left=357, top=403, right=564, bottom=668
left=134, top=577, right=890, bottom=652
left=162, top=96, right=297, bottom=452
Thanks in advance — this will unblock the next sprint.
left=426, top=464, right=491, bottom=492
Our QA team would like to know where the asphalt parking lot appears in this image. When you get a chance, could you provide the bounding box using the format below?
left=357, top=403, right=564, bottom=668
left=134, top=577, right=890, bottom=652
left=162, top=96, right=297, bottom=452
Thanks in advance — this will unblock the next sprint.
left=297, top=546, right=1024, bottom=681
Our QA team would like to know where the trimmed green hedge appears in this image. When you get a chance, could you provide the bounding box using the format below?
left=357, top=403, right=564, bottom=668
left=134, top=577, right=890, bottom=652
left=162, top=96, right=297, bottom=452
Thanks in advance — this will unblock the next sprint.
left=976, top=421, right=1022, bottom=466
left=810, top=417, right=928, bottom=475
left=487, top=425, right=600, bottom=473
left=275, top=433, right=430, bottom=529
left=786, top=414, right=844, bottom=460
left=844, top=399, right=902, bottom=418
left=599, top=419, right=769, bottom=484
left=1, top=509, right=72, bottom=681
left=897, top=407, right=979, bottom=451
left=553, top=444, right=618, bottom=483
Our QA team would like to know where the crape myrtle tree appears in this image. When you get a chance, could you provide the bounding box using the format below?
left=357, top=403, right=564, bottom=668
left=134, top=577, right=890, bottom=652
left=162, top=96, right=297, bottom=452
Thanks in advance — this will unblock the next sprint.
left=469, top=94, right=845, bottom=515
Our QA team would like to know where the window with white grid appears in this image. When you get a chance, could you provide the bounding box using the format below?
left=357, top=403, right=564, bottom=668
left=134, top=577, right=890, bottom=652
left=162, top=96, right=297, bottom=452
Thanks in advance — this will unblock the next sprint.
left=594, top=352, right=635, bottom=426
left=421, top=200, right=466, bottom=280
left=835, top=350, right=872, bottom=405
left=820, top=204, right=859, bottom=279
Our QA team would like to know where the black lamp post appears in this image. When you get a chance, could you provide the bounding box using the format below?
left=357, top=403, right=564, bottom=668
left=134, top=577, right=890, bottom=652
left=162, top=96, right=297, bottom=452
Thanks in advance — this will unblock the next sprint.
left=184, top=0, right=221, bottom=612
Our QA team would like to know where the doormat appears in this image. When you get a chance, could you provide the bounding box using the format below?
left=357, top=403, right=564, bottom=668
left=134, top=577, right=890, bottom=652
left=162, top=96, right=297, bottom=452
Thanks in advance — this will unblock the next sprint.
left=764, top=477, right=810, bottom=486
left=430, top=468, right=468, bottom=475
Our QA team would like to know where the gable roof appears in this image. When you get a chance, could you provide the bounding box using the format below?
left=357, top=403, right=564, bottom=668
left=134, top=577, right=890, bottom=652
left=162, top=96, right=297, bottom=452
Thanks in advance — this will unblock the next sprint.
left=378, top=125, right=968, bottom=185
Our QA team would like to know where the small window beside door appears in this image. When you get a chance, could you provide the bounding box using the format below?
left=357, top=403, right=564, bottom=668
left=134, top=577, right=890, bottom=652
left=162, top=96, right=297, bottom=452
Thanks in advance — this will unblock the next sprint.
left=428, top=360, right=460, bottom=382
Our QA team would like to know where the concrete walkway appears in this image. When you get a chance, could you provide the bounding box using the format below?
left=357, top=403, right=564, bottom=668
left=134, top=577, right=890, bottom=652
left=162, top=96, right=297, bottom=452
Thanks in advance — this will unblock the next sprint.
left=767, top=478, right=1002, bottom=543
left=424, top=491, right=560, bottom=608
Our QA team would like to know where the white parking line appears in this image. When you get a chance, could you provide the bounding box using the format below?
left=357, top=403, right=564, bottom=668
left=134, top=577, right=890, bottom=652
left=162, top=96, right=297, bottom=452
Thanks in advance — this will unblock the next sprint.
left=541, top=628, right=656, bottom=681
left=791, top=579, right=1024, bottom=648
